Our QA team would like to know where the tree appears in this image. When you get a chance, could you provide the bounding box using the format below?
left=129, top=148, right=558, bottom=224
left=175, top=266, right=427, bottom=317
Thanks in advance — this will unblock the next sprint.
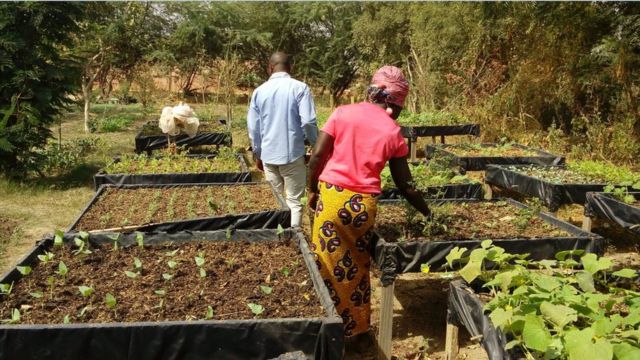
left=0, top=2, right=84, bottom=177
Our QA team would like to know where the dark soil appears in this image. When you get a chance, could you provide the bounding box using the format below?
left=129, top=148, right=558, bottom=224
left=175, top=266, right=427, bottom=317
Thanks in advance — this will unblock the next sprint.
left=73, top=184, right=280, bottom=231
left=375, top=201, right=570, bottom=242
left=508, top=165, right=606, bottom=184
left=141, top=121, right=227, bottom=136
left=0, top=239, right=323, bottom=324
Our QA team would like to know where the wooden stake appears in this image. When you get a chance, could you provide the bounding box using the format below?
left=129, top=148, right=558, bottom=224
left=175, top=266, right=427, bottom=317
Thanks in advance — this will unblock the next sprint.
left=484, top=184, right=493, bottom=200
left=582, top=216, right=593, bottom=232
left=440, top=135, right=445, bottom=144
left=410, top=139, right=417, bottom=162
left=431, top=136, right=437, bottom=144
left=445, top=322, right=459, bottom=360
left=378, top=282, right=395, bottom=360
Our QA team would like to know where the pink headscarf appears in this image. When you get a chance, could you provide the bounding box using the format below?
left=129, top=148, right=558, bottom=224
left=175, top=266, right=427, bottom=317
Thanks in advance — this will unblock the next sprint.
left=371, top=66, right=409, bottom=107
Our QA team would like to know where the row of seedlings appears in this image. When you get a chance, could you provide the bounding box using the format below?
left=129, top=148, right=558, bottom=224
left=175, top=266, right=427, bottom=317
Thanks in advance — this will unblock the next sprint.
left=93, top=148, right=251, bottom=189
left=0, top=229, right=344, bottom=359
left=444, top=242, right=640, bottom=360
left=396, top=112, right=481, bottom=161
left=135, top=118, right=232, bottom=154
left=370, top=196, right=603, bottom=358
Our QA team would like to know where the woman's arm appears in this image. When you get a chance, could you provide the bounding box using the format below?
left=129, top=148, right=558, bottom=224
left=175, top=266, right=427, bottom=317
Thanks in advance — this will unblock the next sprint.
left=307, top=131, right=334, bottom=210
left=389, top=157, right=431, bottom=217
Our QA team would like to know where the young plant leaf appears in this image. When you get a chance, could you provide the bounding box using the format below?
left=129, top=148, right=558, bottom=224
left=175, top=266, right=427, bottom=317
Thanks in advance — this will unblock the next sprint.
left=276, top=224, right=285, bottom=235
left=522, top=314, right=552, bottom=352
left=104, top=293, right=117, bottom=309
left=9, top=308, right=20, bottom=324
left=78, top=286, right=94, bottom=297
left=612, top=268, right=637, bottom=278
left=154, top=289, right=166, bottom=296
left=167, top=260, right=178, bottom=269
left=54, top=229, right=64, bottom=247
left=199, top=268, right=207, bottom=278
left=63, top=314, right=70, bottom=324
left=124, top=271, right=139, bottom=279
left=165, top=249, right=179, bottom=257
left=0, top=283, right=13, bottom=295
left=16, top=266, right=31, bottom=276
left=162, top=273, right=174, bottom=281
left=205, top=306, right=214, bottom=320
left=420, top=263, right=430, bottom=274
left=29, top=291, right=43, bottom=298
left=134, top=257, right=143, bottom=270
left=281, top=267, right=291, bottom=277
left=247, top=303, right=264, bottom=316
left=57, top=261, right=68, bottom=276
left=135, top=232, right=144, bottom=248
left=260, top=285, right=273, bottom=295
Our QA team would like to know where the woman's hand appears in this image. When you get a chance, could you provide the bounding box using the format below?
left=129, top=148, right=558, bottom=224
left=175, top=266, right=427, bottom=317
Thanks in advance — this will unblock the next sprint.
left=307, top=191, right=319, bottom=211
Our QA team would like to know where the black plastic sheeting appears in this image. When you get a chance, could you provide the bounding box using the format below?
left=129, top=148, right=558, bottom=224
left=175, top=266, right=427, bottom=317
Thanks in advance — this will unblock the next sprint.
left=0, top=229, right=344, bottom=360
left=371, top=198, right=604, bottom=286
left=425, top=144, right=565, bottom=171
left=68, top=182, right=291, bottom=233
left=485, top=165, right=609, bottom=212
left=400, top=124, right=480, bottom=139
left=380, top=183, right=484, bottom=200
left=585, top=192, right=640, bottom=236
left=93, top=154, right=251, bottom=190
left=134, top=122, right=232, bottom=154
left=447, top=280, right=514, bottom=360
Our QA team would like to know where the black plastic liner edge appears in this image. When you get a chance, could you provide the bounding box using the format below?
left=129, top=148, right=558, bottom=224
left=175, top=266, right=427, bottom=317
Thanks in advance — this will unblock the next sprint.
left=93, top=154, right=252, bottom=190
left=0, top=229, right=344, bottom=360
left=372, top=198, right=604, bottom=286
left=69, top=182, right=291, bottom=233
left=380, top=183, right=484, bottom=200
left=585, top=192, right=640, bottom=236
left=447, top=280, right=513, bottom=360
left=485, top=165, right=608, bottom=212
left=134, top=122, right=232, bottom=154
left=400, top=124, right=480, bottom=139
left=425, top=144, right=565, bottom=171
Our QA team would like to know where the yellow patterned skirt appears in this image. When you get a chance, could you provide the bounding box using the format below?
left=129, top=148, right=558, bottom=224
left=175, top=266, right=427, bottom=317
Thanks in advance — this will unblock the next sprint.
left=310, top=181, right=377, bottom=337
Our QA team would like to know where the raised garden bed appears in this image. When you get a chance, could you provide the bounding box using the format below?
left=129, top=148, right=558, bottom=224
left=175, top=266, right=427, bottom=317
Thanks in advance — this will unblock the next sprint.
left=585, top=191, right=640, bottom=236
left=70, top=182, right=290, bottom=233
left=93, top=150, right=251, bottom=190
left=425, top=143, right=564, bottom=171
left=446, top=246, right=640, bottom=360
left=397, top=112, right=480, bottom=139
left=0, top=229, right=343, bottom=359
left=485, top=165, right=614, bottom=212
left=371, top=198, right=603, bottom=285
left=135, top=120, right=232, bottom=154
left=379, top=162, right=483, bottom=200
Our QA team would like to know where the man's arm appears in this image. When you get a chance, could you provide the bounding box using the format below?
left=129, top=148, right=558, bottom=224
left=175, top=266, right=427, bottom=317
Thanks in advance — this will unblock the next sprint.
left=247, top=92, right=263, bottom=170
left=299, top=85, right=318, bottom=147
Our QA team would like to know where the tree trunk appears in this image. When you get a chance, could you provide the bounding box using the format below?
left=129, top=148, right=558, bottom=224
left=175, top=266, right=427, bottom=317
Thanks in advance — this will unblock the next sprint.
left=83, top=83, right=91, bottom=133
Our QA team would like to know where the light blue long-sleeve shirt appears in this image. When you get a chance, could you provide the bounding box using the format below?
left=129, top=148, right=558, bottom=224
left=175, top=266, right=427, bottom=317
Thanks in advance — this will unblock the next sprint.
left=247, top=72, right=318, bottom=165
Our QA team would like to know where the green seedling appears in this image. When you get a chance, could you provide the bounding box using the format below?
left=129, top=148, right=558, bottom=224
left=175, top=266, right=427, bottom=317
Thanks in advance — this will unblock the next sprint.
left=2, top=308, right=20, bottom=324
left=30, top=291, right=43, bottom=298
left=105, top=293, right=117, bottom=309
left=37, top=251, right=55, bottom=263
left=46, top=276, right=55, bottom=297
left=162, top=273, right=174, bottom=281
left=205, top=306, right=214, bottom=320
left=54, top=229, right=64, bottom=248
left=207, top=198, right=219, bottom=212
left=73, top=237, right=92, bottom=256
left=0, top=283, right=13, bottom=295
left=63, top=314, right=70, bottom=324
left=135, top=232, right=144, bottom=248
left=167, top=260, right=178, bottom=269
left=195, top=253, right=206, bottom=267
left=78, top=286, right=94, bottom=297
left=281, top=267, right=291, bottom=277
left=199, top=268, right=207, bottom=278
left=56, top=261, right=68, bottom=277
left=17, top=266, right=32, bottom=276
left=124, top=271, right=139, bottom=279
left=78, top=306, right=89, bottom=318
left=225, top=228, right=232, bottom=240
left=165, top=249, right=179, bottom=257
left=247, top=303, right=264, bottom=316
left=108, top=233, right=121, bottom=251
left=134, top=257, right=143, bottom=270
left=259, top=285, right=273, bottom=295
left=154, top=289, right=166, bottom=296
left=276, top=224, right=285, bottom=235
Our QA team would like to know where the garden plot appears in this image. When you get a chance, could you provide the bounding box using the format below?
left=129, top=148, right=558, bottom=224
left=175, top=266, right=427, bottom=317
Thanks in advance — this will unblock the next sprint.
left=135, top=120, right=232, bottom=154
left=485, top=164, right=638, bottom=212
left=70, top=182, right=290, bottom=233
left=93, top=149, right=250, bottom=189
left=425, top=143, right=564, bottom=171
left=372, top=198, right=602, bottom=281
left=0, top=229, right=343, bottom=360
left=584, top=191, right=640, bottom=237
left=446, top=244, right=640, bottom=360
left=398, top=112, right=479, bottom=140
left=379, top=161, right=483, bottom=200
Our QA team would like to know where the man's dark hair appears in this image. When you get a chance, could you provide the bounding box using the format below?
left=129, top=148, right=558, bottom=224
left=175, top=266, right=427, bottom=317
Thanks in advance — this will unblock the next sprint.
left=269, top=52, right=291, bottom=69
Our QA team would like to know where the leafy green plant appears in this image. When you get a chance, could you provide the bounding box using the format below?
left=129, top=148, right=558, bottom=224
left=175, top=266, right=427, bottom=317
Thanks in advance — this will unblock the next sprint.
left=136, top=232, right=144, bottom=248
left=247, top=303, right=264, bottom=316
left=37, top=251, right=55, bottom=263
left=73, top=232, right=92, bottom=256
left=2, top=308, right=20, bottom=324
left=205, top=306, right=214, bottom=320
left=54, top=230, right=64, bottom=248
left=16, top=266, right=32, bottom=276
left=380, top=158, right=475, bottom=191
left=56, top=261, right=68, bottom=278
left=0, top=283, right=13, bottom=296
left=444, top=242, right=640, bottom=359
left=78, top=286, right=94, bottom=298
left=105, top=293, right=117, bottom=309
left=604, top=185, right=639, bottom=205
left=260, top=285, right=273, bottom=295
left=568, top=161, right=640, bottom=188
left=104, top=148, right=240, bottom=175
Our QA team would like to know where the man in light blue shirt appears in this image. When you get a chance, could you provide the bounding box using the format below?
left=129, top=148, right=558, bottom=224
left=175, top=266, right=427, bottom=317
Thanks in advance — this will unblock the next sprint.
left=247, top=52, right=318, bottom=227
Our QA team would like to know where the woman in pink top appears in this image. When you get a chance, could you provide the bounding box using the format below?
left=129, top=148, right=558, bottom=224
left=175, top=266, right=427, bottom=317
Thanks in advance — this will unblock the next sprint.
left=307, top=66, right=431, bottom=342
